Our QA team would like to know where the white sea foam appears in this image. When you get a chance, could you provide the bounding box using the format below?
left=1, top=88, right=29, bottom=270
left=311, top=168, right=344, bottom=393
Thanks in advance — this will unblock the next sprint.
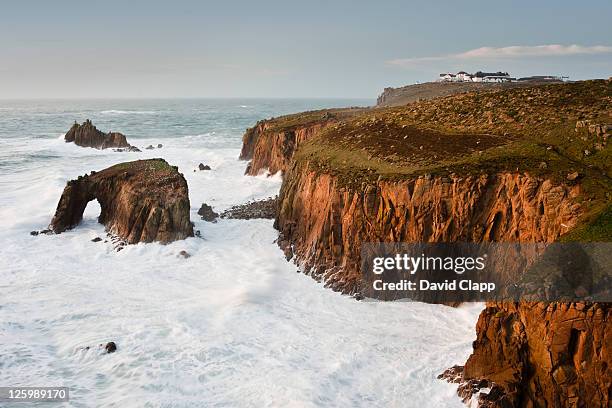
left=0, top=101, right=481, bottom=407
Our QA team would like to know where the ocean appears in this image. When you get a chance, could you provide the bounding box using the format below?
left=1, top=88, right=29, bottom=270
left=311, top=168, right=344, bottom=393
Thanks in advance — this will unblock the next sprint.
left=0, top=98, right=482, bottom=407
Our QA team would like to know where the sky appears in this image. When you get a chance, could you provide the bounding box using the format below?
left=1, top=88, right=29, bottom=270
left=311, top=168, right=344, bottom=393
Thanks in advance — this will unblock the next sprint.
left=1, top=0, right=611, bottom=99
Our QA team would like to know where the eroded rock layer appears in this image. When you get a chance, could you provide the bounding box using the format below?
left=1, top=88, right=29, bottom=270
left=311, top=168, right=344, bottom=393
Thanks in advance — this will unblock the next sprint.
left=239, top=108, right=368, bottom=176
left=50, top=159, right=193, bottom=243
left=458, top=302, right=610, bottom=407
left=240, top=119, right=331, bottom=175
left=275, top=163, right=582, bottom=294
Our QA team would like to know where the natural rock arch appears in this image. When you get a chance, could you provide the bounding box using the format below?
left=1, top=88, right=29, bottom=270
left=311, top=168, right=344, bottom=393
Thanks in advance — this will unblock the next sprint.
left=50, top=159, right=193, bottom=244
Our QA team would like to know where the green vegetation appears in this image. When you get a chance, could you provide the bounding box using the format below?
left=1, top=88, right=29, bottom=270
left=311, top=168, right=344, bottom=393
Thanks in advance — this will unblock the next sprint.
left=261, top=107, right=368, bottom=133
left=275, top=80, right=612, bottom=240
left=104, top=159, right=175, bottom=174
left=560, top=205, right=612, bottom=242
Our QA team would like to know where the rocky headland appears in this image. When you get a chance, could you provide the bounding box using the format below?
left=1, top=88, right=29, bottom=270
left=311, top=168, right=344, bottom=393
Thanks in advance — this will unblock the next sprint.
left=50, top=158, right=193, bottom=244
left=241, top=79, right=612, bottom=407
left=64, top=119, right=140, bottom=151
left=376, top=79, right=564, bottom=107
left=240, top=108, right=367, bottom=175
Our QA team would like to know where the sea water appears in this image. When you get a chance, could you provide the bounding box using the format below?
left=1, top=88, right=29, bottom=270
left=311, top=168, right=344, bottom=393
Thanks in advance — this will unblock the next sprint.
left=0, top=99, right=483, bottom=407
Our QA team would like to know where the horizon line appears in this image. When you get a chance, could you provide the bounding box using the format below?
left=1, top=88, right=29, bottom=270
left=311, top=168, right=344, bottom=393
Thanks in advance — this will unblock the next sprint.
left=0, top=95, right=377, bottom=101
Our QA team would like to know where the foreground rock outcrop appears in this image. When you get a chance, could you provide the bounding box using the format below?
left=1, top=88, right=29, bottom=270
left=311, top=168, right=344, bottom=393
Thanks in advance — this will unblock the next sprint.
left=50, top=159, right=193, bottom=243
left=64, top=119, right=139, bottom=151
left=445, top=302, right=610, bottom=407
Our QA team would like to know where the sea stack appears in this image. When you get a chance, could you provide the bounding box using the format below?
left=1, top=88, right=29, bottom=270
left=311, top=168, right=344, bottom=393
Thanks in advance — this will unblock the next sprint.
left=50, top=159, right=194, bottom=244
left=64, top=119, right=139, bottom=151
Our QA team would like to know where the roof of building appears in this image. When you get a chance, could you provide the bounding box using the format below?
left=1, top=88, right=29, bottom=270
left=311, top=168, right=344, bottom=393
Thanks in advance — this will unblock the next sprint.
left=474, top=71, right=509, bottom=78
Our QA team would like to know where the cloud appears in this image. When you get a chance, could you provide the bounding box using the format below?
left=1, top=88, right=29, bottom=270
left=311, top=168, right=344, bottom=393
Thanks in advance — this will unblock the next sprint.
left=388, top=44, right=612, bottom=67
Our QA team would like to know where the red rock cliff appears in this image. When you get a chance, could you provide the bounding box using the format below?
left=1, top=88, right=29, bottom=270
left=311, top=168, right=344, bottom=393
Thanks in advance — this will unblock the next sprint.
left=456, top=302, right=610, bottom=407
left=239, top=108, right=368, bottom=176
left=240, top=120, right=331, bottom=176
left=275, top=162, right=582, bottom=293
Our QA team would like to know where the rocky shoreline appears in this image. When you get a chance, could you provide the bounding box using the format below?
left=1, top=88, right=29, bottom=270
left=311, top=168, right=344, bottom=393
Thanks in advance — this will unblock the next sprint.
left=239, top=80, right=612, bottom=407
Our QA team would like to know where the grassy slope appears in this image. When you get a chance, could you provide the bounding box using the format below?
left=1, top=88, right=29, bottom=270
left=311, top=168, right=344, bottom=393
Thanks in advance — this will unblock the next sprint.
left=281, top=80, right=611, bottom=240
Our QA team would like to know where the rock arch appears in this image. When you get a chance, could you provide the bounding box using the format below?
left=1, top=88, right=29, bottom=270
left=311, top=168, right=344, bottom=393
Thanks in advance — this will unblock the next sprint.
left=50, top=159, right=193, bottom=244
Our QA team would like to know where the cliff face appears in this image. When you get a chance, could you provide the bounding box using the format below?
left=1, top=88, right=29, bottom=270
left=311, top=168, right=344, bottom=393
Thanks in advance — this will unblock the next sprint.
left=458, top=302, right=610, bottom=407
left=275, top=162, right=611, bottom=407
left=275, top=163, right=582, bottom=294
left=241, top=121, right=329, bottom=176
left=239, top=108, right=368, bottom=176
left=65, top=119, right=138, bottom=150
left=50, top=159, right=193, bottom=244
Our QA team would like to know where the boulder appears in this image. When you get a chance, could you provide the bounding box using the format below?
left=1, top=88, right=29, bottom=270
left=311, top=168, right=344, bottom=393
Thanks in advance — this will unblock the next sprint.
left=197, top=203, right=219, bottom=222
left=49, top=159, right=193, bottom=244
left=104, top=342, right=117, bottom=354
left=64, top=120, right=137, bottom=150
left=198, top=163, right=211, bottom=171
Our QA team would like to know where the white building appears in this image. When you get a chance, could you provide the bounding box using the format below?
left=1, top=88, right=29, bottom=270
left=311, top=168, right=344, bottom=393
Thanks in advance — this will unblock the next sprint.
left=439, top=71, right=515, bottom=83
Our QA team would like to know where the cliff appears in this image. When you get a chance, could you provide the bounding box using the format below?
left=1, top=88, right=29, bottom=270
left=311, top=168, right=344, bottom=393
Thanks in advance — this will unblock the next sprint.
left=64, top=119, right=139, bottom=151
left=243, top=80, right=612, bottom=407
left=239, top=108, right=367, bottom=175
left=276, top=165, right=583, bottom=294
left=50, top=159, right=193, bottom=244
left=446, top=301, right=610, bottom=407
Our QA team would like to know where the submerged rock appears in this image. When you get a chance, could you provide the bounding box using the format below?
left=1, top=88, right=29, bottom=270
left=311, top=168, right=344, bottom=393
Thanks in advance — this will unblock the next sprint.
left=49, top=159, right=193, bottom=244
left=30, top=229, right=52, bottom=236
left=64, top=119, right=138, bottom=151
left=197, top=203, right=219, bottom=222
left=104, top=341, right=117, bottom=354
left=178, top=250, right=191, bottom=258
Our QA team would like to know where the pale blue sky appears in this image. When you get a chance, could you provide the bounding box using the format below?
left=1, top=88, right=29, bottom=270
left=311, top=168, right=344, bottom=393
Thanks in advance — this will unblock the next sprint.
left=1, top=0, right=611, bottom=98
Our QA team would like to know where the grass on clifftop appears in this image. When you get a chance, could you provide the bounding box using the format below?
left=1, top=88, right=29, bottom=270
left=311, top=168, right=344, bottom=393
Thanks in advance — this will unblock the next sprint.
left=100, top=159, right=178, bottom=177
left=283, top=80, right=612, bottom=240
left=261, top=107, right=368, bottom=133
